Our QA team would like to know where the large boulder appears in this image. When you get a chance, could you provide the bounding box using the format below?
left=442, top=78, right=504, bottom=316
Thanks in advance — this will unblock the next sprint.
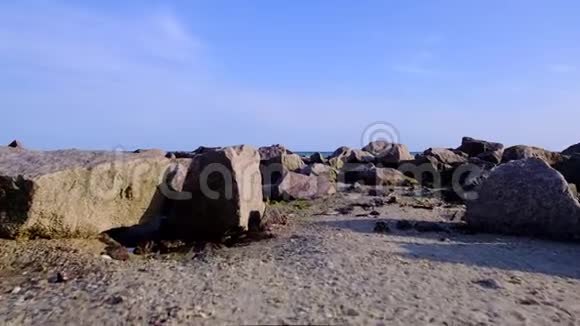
left=338, top=163, right=375, bottom=184
left=457, top=137, right=504, bottom=164
left=0, top=150, right=170, bottom=238
left=259, top=145, right=305, bottom=184
left=328, top=147, right=375, bottom=169
left=562, top=142, right=580, bottom=156
left=372, top=168, right=417, bottom=186
left=502, top=145, right=564, bottom=166
left=266, top=171, right=335, bottom=200
left=301, top=163, right=337, bottom=182
left=258, top=144, right=293, bottom=161
left=400, top=148, right=468, bottom=187
left=193, top=146, right=222, bottom=155
left=554, top=153, right=580, bottom=190
left=465, top=158, right=580, bottom=239
left=422, top=148, right=468, bottom=167
left=171, top=145, right=265, bottom=238
left=338, top=163, right=415, bottom=186
left=309, top=152, right=327, bottom=164
left=362, top=141, right=414, bottom=167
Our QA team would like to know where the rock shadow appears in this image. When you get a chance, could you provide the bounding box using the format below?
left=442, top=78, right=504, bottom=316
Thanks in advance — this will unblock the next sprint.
left=315, top=217, right=580, bottom=279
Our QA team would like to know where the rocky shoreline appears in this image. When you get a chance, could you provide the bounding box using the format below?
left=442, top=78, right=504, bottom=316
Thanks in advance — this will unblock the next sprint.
left=1, top=137, right=580, bottom=324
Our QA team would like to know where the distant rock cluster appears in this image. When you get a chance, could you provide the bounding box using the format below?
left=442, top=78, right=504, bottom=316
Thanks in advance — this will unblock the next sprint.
left=1, top=137, right=580, bottom=241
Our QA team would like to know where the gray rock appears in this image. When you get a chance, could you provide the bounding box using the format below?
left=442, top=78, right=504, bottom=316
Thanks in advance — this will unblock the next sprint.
left=338, top=163, right=375, bottom=184
left=562, top=142, right=580, bottom=156
left=457, top=137, right=504, bottom=164
left=266, top=171, right=335, bottom=200
left=328, top=147, right=375, bottom=169
left=422, top=148, right=468, bottom=167
left=400, top=148, right=468, bottom=188
left=171, top=145, right=265, bottom=239
left=554, top=153, right=580, bottom=190
left=0, top=149, right=170, bottom=238
left=193, top=146, right=222, bottom=155
left=338, top=164, right=416, bottom=186
left=363, top=141, right=414, bottom=167
left=259, top=145, right=305, bottom=185
left=502, top=145, right=564, bottom=166
left=258, top=144, right=293, bottom=161
left=465, top=158, right=580, bottom=239
left=371, top=168, right=417, bottom=186
left=300, top=163, right=337, bottom=182
left=309, top=152, right=327, bottom=164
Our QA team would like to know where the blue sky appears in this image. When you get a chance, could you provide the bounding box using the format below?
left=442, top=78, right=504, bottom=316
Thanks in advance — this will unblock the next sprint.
left=1, top=0, right=579, bottom=151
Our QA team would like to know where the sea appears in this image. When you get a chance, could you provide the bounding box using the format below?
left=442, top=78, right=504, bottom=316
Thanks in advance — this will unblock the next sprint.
left=295, top=151, right=333, bottom=157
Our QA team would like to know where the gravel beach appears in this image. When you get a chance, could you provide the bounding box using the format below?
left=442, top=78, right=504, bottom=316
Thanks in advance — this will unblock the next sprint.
left=2, top=192, right=579, bottom=325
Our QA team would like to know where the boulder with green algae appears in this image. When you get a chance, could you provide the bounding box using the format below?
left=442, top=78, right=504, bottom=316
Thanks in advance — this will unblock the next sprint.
left=0, top=149, right=170, bottom=238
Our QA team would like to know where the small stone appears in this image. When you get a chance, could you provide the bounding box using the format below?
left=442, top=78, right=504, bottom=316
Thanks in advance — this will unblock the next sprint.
left=101, top=254, right=113, bottom=260
left=337, top=206, right=354, bottom=215
left=106, top=295, right=124, bottom=305
left=10, top=286, right=22, bottom=294
left=518, top=298, right=540, bottom=306
left=195, top=311, right=210, bottom=319
left=386, top=196, right=398, bottom=204
left=508, top=275, right=524, bottom=285
left=473, top=278, right=502, bottom=290
left=51, top=272, right=69, bottom=283
left=345, top=308, right=359, bottom=317
left=369, top=210, right=380, bottom=216
left=105, top=245, right=130, bottom=261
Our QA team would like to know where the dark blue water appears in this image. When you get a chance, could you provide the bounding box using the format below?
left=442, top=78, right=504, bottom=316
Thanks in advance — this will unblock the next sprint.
left=295, top=151, right=333, bottom=157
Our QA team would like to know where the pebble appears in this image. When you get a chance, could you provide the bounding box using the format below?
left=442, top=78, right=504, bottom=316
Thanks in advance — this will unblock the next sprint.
left=106, top=295, right=124, bottom=305
left=55, top=271, right=69, bottom=283
left=518, top=298, right=540, bottom=306
left=11, top=286, right=22, bottom=294
left=106, top=245, right=130, bottom=261
left=345, top=308, right=359, bottom=317
left=473, top=278, right=502, bottom=290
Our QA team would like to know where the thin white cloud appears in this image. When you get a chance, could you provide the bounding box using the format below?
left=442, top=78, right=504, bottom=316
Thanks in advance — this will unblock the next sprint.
left=0, top=3, right=202, bottom=76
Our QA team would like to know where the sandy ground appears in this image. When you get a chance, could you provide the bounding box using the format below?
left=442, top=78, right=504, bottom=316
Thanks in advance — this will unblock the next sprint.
left=1, top=190, right=580, bottom=325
